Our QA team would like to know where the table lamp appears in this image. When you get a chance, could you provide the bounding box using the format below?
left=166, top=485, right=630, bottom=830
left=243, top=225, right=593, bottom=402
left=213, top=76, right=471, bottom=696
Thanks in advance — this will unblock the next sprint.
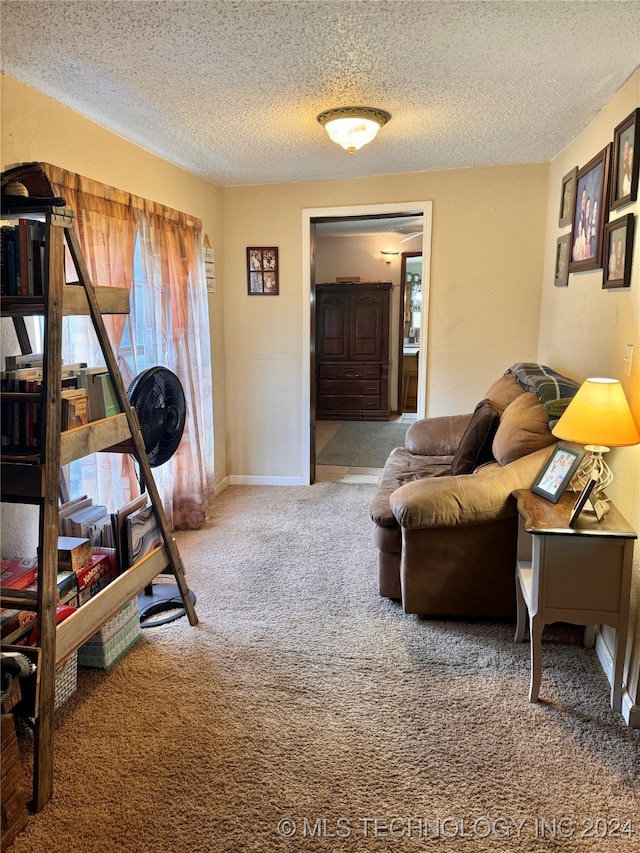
left=551, top=377, right=640, bottom=497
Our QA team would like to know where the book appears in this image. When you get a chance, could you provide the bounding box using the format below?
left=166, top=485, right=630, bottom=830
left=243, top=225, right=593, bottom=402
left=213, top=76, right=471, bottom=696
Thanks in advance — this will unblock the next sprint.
left=78, top=367, right=109, bottom=421
left=57, top=536, right=92, bottom=572
left=58, top=496, right=92, bottom=535
left=113, top=493, right=149, bottom=574
left=61, top=388, right=89, bottom=430
left=17, top=219, right=31, bottom=295
left=126, top=504, right=163, bottom=567
left=93, top=371, right=121, bottom=418
left=66, top=503, right=109, bottom=540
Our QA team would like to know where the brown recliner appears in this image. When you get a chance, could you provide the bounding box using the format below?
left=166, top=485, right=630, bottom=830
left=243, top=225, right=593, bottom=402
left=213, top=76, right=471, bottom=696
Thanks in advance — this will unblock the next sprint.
left=370, top=367, right=578, bottom=618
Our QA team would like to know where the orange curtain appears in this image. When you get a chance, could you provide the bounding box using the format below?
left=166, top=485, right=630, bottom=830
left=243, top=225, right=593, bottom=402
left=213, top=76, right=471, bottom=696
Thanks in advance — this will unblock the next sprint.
left=43, top=164, right=213, bottom=529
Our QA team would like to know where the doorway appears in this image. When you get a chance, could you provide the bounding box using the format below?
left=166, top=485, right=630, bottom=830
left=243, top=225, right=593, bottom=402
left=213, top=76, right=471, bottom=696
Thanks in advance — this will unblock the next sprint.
left=301, top=201, right=433, bottom=485
left=397, top=252, right=422, bottom=414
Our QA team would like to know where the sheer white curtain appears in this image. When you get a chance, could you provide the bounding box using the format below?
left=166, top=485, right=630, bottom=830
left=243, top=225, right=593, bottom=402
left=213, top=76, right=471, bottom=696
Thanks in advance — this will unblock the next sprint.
left=45, top=164, right=214, bottom=528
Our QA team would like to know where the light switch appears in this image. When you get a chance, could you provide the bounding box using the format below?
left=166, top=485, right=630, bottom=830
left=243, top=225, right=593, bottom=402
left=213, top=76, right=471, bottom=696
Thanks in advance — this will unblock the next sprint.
left=624, top=344, right=633, bottom=377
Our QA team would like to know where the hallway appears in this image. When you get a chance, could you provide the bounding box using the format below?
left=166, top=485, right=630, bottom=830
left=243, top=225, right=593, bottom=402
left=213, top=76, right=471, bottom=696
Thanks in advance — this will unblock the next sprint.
left=314, top=414, right=417, bottom=483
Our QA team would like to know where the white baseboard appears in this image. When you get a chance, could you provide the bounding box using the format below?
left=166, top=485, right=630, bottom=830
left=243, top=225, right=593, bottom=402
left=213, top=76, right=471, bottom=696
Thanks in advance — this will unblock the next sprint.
left=213, top=476, right=229, bottom=496
left=228, top=474, right=305, bottom=486
left=594, top=628, right=639, bottom=728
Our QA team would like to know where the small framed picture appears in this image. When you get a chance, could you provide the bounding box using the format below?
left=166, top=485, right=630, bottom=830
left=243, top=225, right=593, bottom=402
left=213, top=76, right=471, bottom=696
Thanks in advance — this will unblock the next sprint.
left=568, top=478, right=598, bottom=527
left=531, top=444, right=585, bottom=503
left=558, top=167, right=577, bottom=227
left=246, top=247, right=279, bottom=295
left=554, top=233, right=571, bottom=287
left=610, top=107, right=640, bottom=211
left=603, top=214, right=635, bottom=289
left=569, top=145, right=611, bottom=273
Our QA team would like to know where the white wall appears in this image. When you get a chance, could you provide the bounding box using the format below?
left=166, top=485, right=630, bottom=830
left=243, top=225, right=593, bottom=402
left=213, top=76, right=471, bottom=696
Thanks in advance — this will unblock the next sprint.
left=538, top=70, right=640, bottom=717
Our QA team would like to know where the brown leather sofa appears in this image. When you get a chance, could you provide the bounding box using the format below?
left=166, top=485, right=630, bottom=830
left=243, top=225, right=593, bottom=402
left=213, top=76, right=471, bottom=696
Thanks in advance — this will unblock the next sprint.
left=369, top=364, right=580, bottom=618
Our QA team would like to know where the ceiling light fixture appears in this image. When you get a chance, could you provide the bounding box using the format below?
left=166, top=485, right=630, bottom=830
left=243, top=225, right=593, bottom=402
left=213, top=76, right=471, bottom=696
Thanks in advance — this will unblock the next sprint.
left=317, top=106, right=391, bottom=153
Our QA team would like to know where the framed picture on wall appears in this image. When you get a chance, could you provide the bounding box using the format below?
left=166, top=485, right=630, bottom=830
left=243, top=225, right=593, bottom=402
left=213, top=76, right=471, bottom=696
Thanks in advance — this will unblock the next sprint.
left=247, top=247, right=279, bottom=295
left=602, top=213, right=635, bottom=289
left=568, top=144, right=611, bottom=273
left=554, top=233, right=571, bottom=287
left=610, top=107, right=640, bottom=210
left=558, top=167, right=577, bottom=227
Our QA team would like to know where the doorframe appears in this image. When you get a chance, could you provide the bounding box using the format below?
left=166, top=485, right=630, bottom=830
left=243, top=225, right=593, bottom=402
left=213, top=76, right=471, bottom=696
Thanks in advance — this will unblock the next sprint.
left=397, top=251, right=422, bottom=414
left=301, top=201, right=433, bottom=484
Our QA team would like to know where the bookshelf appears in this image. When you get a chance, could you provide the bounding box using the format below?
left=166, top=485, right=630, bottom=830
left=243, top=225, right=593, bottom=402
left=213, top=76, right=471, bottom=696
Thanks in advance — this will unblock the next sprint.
left=1, top=165, right=198, bottom=811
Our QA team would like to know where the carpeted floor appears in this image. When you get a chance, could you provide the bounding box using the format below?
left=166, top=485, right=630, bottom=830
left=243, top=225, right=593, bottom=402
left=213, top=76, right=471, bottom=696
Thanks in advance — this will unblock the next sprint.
left=316, top=421, right=410, bottom=467
left=12, top=483, right=640, bottom=852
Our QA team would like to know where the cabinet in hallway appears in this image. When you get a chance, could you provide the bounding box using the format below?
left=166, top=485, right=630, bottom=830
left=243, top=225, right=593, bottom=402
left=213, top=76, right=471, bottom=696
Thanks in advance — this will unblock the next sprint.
left=315, top=281, right=391, bottom=420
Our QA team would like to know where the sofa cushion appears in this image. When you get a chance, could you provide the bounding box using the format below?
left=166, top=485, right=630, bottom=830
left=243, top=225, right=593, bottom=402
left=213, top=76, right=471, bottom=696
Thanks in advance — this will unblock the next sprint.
left=405, top=413, right=473, bottom=456
left=484, top=373, right=525, bottom=413
left=369, top=447, right=452, bottom=526
left=390, top=446, right=555, bottom=529
left=492, top=392, right=556, bottom=465
left=451, top=399, right=500, bottom=475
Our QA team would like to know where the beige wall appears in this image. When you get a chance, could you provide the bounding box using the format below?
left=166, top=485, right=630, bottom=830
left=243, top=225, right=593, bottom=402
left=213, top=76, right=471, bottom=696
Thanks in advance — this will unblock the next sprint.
left=0, top=75, right=228, bottom=494
left=222, top=163, right=548, bottom=479
left=539, top=70, right=640, bottom=714
left=2, top=64, right=639, bottom=719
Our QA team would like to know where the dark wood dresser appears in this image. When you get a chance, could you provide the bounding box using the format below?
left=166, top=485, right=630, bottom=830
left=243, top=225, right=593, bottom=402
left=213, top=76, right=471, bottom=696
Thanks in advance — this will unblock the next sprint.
left=315, top=281, right=391, bottom=420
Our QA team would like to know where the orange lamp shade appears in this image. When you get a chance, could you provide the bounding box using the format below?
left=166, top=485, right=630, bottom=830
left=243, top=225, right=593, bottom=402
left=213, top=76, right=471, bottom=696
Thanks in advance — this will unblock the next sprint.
left=552, top=378, right=640, bottom=447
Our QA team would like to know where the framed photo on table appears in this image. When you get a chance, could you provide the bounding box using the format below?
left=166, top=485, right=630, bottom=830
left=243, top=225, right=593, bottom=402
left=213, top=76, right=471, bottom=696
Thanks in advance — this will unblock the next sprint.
left=531, top=444, right=584, bottom=503
left=603, top=213, right=635, bottom=289
left=610, top=107, right=640, bottom=211
left=569, top=145, right=611, bottom=273
left=247, top=247, right=279, bottom=295
left=568, top=478, right=598, bottom=527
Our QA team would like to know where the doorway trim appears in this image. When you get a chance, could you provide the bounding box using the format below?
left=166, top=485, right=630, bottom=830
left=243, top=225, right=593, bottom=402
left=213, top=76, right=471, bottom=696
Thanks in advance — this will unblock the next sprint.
left=301, top=200, right=433, bottom=484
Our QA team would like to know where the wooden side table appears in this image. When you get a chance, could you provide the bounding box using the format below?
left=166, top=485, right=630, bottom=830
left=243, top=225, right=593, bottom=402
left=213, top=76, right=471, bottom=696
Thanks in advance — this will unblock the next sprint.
left=512, top=489, right=636, bottom=711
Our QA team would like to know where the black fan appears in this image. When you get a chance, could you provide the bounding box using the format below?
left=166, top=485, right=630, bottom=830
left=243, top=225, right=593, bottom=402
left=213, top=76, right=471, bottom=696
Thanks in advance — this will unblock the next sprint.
left=127, top=366, right=186, bottom=467
left=127, top=367, right=195, bottom=627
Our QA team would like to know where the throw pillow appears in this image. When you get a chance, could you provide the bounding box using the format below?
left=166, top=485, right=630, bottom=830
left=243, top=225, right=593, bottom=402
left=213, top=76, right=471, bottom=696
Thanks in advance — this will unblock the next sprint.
left=451, top=399, right=501, bottom=475
left=492, top=392, right=556, bottom=466
left=483, top=374, right=525, bottom=413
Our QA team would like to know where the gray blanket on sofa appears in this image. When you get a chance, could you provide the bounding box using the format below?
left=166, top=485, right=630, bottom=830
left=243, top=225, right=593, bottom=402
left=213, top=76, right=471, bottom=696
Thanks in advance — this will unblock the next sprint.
left=507, top=362, right=580, bottom=421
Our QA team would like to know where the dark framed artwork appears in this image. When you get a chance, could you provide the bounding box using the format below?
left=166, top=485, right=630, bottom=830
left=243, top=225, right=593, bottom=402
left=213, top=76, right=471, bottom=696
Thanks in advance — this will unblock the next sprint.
left=558, top=167, right=577, bottom=227
left=569, top=144, right=611, bottom=273
left=247, top=247, right=279, bottom=295
left=531, top=444, right=585, bottom=503
left=554, top=233, right=571, bottom=287
left=610, top=107, right=640, bottom=211
left=602, top=213, right=635, bottom=289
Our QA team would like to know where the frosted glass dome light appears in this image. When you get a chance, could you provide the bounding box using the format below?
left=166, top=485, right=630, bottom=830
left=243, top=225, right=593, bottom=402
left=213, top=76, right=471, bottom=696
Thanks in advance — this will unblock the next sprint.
left=317, top=107, right=391, bottom=153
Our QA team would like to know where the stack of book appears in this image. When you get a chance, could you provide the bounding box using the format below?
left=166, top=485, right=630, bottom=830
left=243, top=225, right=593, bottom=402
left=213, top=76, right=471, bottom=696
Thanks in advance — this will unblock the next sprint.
left=77, top=367, right=121, bottom=421
left=0, top=218, right=46, bottom=296
left=0, top=358, right=90, bottom=450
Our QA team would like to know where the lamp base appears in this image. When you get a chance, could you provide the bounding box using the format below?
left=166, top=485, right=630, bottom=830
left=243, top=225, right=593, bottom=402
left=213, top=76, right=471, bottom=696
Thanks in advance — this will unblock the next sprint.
left=574, top=445, right=613, bottom=494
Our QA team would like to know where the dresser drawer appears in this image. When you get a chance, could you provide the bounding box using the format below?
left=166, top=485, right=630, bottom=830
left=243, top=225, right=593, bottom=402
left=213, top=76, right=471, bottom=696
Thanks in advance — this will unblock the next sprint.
left=319, top=363, right=381, bottom=381
left=319, top=378, right=381, bottom=396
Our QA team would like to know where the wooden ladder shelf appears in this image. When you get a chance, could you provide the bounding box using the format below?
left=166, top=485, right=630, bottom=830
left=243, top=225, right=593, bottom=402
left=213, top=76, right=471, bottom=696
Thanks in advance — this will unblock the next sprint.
left=1, top=183, right=197, bottom=812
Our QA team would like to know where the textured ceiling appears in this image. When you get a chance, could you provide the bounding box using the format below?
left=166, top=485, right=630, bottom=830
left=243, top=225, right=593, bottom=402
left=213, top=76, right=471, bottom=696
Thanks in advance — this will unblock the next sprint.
left=1, top=1, right=639, bottom=187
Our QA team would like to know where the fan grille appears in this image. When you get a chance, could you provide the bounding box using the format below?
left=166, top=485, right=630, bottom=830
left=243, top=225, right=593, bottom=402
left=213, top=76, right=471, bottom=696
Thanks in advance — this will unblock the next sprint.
left=127, top=367, right=186, bottom=467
